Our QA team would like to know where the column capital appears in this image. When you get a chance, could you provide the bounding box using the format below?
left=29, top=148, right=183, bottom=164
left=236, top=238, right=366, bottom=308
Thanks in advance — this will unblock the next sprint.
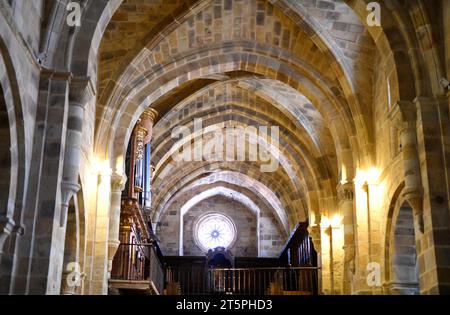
left=111, top=173, right=127, bottom=192
left=69, top=76, right=96, bottom=106
left=337, top=182, right=354, bottom=203
left=61, top=181, right=81, bottom=207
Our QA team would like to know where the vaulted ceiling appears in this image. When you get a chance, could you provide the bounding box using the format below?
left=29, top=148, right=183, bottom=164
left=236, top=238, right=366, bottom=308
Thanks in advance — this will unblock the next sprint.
left=91, top=0, right=440, bottom=236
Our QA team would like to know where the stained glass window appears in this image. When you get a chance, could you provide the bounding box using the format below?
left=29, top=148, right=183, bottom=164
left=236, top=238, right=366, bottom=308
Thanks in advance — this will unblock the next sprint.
left=195, top=213, right=236, bottom=251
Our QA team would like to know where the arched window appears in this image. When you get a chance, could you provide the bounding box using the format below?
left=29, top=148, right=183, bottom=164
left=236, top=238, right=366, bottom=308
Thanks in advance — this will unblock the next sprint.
left=194, top=213, right=237, bottom=252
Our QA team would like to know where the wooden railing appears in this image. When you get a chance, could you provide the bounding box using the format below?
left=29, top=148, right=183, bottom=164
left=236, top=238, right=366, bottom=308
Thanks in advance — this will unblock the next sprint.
left=111, top=243, right=164, bottom=294
left=148, top=245, right=165, bottom=294
left=165, top=266, right=320, bottom=295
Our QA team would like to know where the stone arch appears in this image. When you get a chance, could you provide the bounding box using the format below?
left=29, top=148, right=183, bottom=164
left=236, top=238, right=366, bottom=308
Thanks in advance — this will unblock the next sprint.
left=0, top=36, right=25, bottom=229
left=70, top=0, right=123, bottom=78
left=39, top=0, right=122, bottom=75
left=177, top=187, right=262, bottom=256
left=0, top=36, right=26, bottom=294
left=96, top=0, right=368, bottom=113
left=0, top=71, right=12, bottom=294
left=385, top=182, right=420, bottom=295
left=38, top=0, right=442, bottom=160
left=0, top=73, right=11, bottom=233
left=91, top=0, right=379, bottom=171
left=153, top=171, right=290, bottom=234
left=345, top=0, right=444, bottom=99
left=103, top=47, right=361, bottom=176
left=150, top=79, right=338, bottom=178
left=152, top=120, right=311, bottom=223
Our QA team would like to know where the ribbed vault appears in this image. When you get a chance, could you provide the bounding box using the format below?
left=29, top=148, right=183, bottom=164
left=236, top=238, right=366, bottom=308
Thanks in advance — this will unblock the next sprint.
left=82, top=0, right=443, bottom=254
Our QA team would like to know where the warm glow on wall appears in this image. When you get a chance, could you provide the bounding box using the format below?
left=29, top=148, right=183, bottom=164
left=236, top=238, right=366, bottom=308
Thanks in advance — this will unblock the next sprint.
left=92, top=157, right=112, bottom=176
left=354, top=167, right=380, bottom=186
left=115, top=155, right=124, bottom=175
left=340, top=163, right=348, bottom=185
left=319, top=213, right=344, bottom=294
left=320, top=214, right=342, bottom=229
left=331, top=214, right=342, bottom=227
left=310, top=212, right=316, bottom=227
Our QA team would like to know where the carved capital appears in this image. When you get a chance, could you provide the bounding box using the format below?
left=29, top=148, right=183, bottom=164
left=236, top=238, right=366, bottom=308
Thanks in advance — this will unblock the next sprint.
left=69, top=76, right=96, bottom=106
left=402, top=186, right=424, bottom=233
left=61, top=181, right=81, bottom=207
left=108, top=239, right=121, bottom=261
left=111, top=174, right=127, bottom=193
left=337, top=182, right=354, bottom=203
left=402, top=186, right=423, bottom=211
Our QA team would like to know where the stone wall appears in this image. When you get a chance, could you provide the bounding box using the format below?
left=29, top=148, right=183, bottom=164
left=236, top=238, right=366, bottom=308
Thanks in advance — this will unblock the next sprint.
left=0, top=0, right=449, bottom=296
left=158, top=190, right=286, bottom=258
left=182, top=196, right=258, bottom=257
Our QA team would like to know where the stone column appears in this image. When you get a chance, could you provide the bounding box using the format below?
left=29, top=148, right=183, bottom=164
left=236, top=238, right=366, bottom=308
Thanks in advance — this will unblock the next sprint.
left=352, top=179, right=373, bottom=294
left=58, top=77, right=94, bottom=295
left=89, top=167, right=112, bottom=294
left=107, top=174, right=126, bottom=278
left=414, top=97, right=450, bottom=294
left=398, top=101, right=424, bottom=233
left=338, top=182, right=356, bottom=294
left=60, top=78, right=94, bottom=227
left=14, top=69, right=72, bottom=294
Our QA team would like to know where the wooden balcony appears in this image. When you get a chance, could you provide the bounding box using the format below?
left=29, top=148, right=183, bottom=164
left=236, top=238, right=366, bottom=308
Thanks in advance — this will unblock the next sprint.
left=165, top=264, right=320, bottom=295
left=109, top=221, right=320, bottom=295
left=109, top=243, right=164, bottom=295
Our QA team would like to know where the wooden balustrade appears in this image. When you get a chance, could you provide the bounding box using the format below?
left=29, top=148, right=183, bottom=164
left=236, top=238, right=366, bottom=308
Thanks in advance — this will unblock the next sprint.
left=111, top=243, right=164, bottom=295
left=165, top=265, right=320, bottom=295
